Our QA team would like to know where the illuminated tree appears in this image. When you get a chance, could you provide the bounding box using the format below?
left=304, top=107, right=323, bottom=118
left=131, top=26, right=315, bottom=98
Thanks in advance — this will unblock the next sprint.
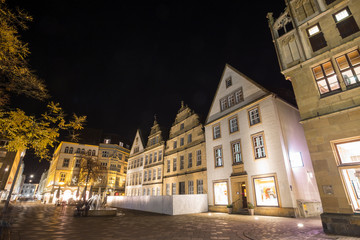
left=78, top=154, right=101, bottom=201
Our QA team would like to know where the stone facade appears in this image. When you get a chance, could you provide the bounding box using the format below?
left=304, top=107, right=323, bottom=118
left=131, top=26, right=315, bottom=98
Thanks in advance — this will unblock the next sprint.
left=44, top=141, right=129, bottom=203
left=163, top=103, right=207, bottom=196
left=268, top=0, right=360, bottom=236
left=205, top=64, right=321, bottom=217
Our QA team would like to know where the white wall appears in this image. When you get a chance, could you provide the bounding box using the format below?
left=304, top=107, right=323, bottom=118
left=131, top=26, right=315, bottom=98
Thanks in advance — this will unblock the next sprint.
left=107, top=194, right=208, bottom=215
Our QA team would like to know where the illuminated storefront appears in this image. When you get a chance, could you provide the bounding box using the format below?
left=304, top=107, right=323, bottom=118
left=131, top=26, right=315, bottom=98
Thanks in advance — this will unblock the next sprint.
left=214, top=181, right=228, bottom=205
left=253, top=176, right=279, bottom=207
left=334, top=139, right=360, bottom=211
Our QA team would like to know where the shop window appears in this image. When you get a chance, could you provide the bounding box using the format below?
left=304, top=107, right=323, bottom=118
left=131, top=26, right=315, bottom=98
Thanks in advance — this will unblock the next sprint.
left=253, top=176, right=279, bottom=207
left=334, top=139, right=360, bottom=211
left=214, top=182, right=228, bottom=205
left=307, top=24, right=327, bottom=52
left=312, top=61, right=341, bottom=95
left=335, top=50, right=360, bottom=87
left=333, top=7, right=359, bottom=39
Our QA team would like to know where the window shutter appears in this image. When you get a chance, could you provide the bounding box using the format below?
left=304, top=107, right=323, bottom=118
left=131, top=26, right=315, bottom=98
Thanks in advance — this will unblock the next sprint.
left=309, top=32, right=327, bottom=52
left=337, top=17, right=360, bottom=39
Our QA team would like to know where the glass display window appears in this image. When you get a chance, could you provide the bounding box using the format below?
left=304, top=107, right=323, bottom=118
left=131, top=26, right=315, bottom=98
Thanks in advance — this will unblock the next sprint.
left=253, top=176, right=279, bottom=207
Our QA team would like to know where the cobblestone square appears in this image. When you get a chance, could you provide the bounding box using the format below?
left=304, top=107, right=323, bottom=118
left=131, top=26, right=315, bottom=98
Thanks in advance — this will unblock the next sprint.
left=1, top=203, right=359, bottom=240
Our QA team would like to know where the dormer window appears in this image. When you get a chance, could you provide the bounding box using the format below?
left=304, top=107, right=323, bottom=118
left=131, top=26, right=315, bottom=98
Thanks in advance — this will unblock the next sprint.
left=333, top=7, right=359, bottom=39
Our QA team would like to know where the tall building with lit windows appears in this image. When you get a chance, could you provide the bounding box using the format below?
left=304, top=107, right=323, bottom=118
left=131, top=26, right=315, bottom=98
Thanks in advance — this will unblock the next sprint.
left=44, top=140, right=129, bottom=203
left=205, top=64, right=320, bottom=217
left=141, top=119, right=165, bottom=196
left=268, top=0, right=360, bottom=236
left=163, top=102, right=207, bottom=196
left=125, top=130, right=145, bottom=196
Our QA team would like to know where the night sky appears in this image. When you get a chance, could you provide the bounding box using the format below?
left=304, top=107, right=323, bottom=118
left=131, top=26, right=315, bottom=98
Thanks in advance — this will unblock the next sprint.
left=7, top=1, right=292, bottom=181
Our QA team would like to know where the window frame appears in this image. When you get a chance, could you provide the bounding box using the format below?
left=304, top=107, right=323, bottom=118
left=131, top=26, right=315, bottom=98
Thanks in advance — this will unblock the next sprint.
left=251, top=132, right=267, bottom=160
left=306, top=23, right=327, bottom=52
left=335, top=49, right=360, bottom=88
left=311, top=61, right=341, bottom=96
left=248, top=106, right=261, bottom=126
left=231, top=139, right=243, bottom=165
left=214, top=146, right=224, bottom=168
left=213, top=124, right=221, bottom=140
left=333, top=7, right=360, bottom=39
left=228, top=116, right=239, bottom=134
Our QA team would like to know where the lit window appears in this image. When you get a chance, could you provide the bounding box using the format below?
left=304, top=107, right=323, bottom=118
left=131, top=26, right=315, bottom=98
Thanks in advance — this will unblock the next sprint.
left=229, top=116, right=238, bottom=133
left=335, top=50, right=360, bottom=87
left=214, top=182, right=228, bottom=205
left=253, top=176, right=279, bottom=207
left=252, top=133, right=266, bottom=159
left=312, top=61, right=340, bottom=95
left=213, top=125, right=221, bottom=139
left=249, top=107, right=261, bottom=126
left=307, top=24, right=327, bottom=52
left=232, top=140, right=242, bottom=164
left=333, top=7, right=359, bottom=38
left=60, top=173, right=66, bottom=182
left=214, top=146, right=223, bottom=167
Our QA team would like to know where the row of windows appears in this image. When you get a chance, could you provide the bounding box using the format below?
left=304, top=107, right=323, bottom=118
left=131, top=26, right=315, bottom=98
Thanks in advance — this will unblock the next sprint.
left=220, top=87, right=244, bottom=112
left=214, top=132, right=266, bottom=168
left=166, top=150, right=202, bottom=173
left=165, top=179, right=204, bottom=195
left=312, top=49, right=360, bottom=96
left=144, top=168, right=162, bottom=182
left=64, top=147, right=96, bottom=156
left=128, top=150, right=163, bottom=170
left=127, top=187, right=161, bottom=196
left=62, top=158, right=122, bottom=172
left=307, top=7, right=359, bottom=53
left=172, top=134, right=192, bottom=150
left=213, top=106, right=261, bottom=140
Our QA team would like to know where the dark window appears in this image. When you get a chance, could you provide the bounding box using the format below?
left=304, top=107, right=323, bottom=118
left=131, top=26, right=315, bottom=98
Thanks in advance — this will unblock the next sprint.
left=179, top=182, right=185, bottom=195
left=333, top=7, right=359, bottom=39
left=225, top=77, right=232, bottom=88
left=307, top=24, right=327, bottom=52
left=325, top=0, right=336, bottom=4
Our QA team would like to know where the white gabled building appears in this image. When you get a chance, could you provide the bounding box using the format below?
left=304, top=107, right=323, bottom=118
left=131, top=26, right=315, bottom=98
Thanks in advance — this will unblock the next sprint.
left=205, top=64, right=321, bottom=217
left=125, top=130, right=145, bottom=196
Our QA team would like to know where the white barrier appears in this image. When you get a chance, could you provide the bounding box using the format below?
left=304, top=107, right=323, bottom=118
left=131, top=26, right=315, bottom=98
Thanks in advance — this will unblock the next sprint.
left=107, top=194, right=208, bottom=215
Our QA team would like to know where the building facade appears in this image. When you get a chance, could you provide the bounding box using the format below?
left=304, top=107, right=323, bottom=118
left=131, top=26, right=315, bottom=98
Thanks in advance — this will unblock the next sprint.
left=163, top=103, right=207, bottom=196
left=142, top=119, right=165, bottom=196
left=268, top=0, right=360, bottom=235
left=205, top=65, right=320, bottom=216
left=44, top=140, right=129, bottom=203
left=20, top=183, right=38, bottom=199
left=125, top=130, right=145, bottom=196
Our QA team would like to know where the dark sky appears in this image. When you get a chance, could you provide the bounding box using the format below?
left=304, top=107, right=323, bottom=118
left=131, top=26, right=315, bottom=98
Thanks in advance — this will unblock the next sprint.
left=8, top=0, right=291, bottom=180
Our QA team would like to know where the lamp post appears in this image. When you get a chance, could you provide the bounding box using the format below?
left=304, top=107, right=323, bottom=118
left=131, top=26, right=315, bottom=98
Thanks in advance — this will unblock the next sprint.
left=3, top=150, right=26, bottom=214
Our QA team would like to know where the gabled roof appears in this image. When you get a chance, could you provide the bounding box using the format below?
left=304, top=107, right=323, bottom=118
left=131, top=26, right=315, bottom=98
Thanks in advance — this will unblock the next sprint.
left=205, top=64, right=271, bottom=125
left=129, top=129, right=145, bottom=156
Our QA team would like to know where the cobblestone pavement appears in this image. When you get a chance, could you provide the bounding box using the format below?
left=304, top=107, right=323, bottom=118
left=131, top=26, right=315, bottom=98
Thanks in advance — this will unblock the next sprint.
left=2, top=202, right=360, bottom=240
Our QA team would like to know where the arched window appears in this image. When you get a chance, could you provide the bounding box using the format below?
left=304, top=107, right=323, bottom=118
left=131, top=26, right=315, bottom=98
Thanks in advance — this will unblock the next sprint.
left=69, top=147, right=73, bottom=154
left=87, top=150, right=92, bottom=155
left=81, top=149, right=85, bottom=154
left=76, top=148, right=80, bottom=153
left=92, top=150, right=96, bottom=156
left=64, top=147, right=69, bottom=153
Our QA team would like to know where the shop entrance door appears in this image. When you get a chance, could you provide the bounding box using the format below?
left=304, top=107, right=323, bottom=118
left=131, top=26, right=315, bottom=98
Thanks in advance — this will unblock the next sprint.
left=241, top=184, right=248, bottom=208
